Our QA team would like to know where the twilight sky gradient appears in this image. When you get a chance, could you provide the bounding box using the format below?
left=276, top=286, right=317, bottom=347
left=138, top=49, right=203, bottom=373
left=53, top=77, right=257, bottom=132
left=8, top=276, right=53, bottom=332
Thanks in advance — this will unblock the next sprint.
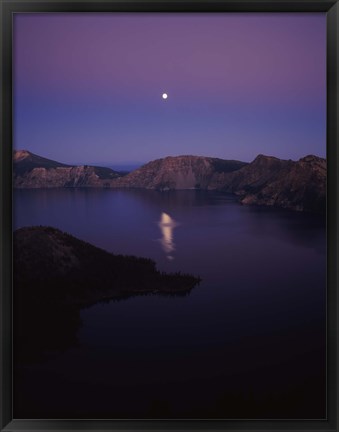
left=14, top=13, right=326, bottom=166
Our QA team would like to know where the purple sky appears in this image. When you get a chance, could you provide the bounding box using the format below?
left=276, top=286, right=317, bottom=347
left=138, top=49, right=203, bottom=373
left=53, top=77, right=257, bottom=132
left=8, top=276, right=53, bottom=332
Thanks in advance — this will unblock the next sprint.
left=14, top=13, right=326, bottom=166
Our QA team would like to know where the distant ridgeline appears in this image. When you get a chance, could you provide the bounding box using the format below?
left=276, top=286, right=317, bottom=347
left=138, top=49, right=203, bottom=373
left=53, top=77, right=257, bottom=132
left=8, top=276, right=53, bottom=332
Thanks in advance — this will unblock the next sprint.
left=13, top=150, right=326, bottom=213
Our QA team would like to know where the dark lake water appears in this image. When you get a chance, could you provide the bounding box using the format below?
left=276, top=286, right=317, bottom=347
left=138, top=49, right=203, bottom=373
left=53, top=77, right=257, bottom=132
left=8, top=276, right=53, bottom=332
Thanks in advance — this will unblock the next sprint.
left=13, top=189, right=326, bottom=419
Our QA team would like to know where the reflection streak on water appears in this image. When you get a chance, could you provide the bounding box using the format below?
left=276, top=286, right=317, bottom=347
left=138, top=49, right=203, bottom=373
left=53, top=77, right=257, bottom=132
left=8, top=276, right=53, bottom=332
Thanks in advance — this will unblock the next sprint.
left=158, top=212, right=177, bottom=260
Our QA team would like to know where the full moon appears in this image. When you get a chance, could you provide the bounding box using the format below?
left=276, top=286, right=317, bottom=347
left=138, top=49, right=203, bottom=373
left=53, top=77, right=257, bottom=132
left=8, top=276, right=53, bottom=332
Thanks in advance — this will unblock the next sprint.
left=162, top=93, right=168, bottom=100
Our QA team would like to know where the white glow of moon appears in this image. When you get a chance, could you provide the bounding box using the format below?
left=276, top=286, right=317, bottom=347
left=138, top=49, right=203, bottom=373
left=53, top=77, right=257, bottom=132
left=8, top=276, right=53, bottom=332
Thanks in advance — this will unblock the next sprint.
left=162, top=93, right=168, bottom=100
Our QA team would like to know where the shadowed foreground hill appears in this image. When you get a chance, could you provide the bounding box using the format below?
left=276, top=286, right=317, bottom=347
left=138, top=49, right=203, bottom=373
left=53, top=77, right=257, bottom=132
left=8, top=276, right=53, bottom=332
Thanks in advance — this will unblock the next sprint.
left=14, top=226, right=200, bottom=302
left=14, top=226, right=200, bottom=360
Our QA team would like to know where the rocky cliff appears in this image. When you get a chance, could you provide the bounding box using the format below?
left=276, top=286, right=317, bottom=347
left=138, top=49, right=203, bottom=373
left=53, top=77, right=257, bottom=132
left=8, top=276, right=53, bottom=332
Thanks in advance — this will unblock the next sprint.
left=113, top=155, right=247, bottom=190
left=14, top=150, right=123, bottom=188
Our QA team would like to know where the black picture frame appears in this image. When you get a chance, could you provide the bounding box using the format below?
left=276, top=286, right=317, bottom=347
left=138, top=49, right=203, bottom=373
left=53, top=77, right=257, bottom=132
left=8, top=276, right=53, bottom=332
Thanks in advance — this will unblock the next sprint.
left=1, top=1, right=338, bottom=431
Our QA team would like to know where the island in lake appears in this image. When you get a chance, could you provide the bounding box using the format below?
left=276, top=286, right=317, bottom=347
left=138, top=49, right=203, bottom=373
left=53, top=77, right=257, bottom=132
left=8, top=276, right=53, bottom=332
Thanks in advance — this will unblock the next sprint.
left=14, top=226, right=201, bottom=361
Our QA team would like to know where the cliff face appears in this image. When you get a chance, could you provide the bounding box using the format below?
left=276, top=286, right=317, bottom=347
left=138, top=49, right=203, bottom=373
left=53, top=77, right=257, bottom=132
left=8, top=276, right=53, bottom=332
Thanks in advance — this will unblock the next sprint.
left=14, top=150, right=122, bottom=188
left=114, top=155, right=247, bottom=190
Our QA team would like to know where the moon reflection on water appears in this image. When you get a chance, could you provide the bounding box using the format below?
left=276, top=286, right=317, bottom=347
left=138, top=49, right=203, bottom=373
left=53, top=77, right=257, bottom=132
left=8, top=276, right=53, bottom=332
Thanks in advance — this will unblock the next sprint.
left=158, top=212, right=178, bottom=260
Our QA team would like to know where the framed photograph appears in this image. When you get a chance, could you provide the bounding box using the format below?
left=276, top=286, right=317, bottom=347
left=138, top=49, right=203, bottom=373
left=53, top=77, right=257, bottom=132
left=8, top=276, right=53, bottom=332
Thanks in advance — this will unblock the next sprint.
left=1, top=0, right=338, bottom=431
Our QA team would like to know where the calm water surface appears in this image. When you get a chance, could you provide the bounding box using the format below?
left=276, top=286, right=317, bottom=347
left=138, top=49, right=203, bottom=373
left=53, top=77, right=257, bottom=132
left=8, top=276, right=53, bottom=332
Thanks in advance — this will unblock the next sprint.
left=14, top=189, right=326, bottom=419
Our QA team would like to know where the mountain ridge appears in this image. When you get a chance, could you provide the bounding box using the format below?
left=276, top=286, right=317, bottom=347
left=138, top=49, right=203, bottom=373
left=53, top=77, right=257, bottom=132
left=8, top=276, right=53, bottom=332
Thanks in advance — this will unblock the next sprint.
left=13, top=150, right=326, bottom=212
